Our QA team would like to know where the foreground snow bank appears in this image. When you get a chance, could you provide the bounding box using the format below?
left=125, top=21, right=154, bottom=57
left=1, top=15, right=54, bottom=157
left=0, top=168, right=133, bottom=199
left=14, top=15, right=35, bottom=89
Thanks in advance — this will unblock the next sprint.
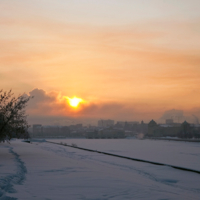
left=1, top=140, right=200, bottom=200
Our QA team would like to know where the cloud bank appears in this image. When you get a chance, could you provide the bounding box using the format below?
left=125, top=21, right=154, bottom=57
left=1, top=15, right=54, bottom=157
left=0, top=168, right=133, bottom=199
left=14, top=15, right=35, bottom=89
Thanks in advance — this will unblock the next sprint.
left=26, top=88, right=153, bottom=125
left=26, top=88, right=200, bottom=126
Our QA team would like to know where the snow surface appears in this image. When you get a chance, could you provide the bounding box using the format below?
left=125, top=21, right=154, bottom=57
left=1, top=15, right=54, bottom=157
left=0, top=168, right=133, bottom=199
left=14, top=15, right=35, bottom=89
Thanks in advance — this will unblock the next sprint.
left=48, top=138, right=200, bottom=171
left=0, top=139, right=200, bottom=200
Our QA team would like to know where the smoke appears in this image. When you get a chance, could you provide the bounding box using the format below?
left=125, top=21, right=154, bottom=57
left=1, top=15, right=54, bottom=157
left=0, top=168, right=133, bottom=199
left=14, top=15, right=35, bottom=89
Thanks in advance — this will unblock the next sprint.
left=159, top=109, right=185, bottom=123
left=192, top=115, right=199, bottom=124
left=159, top=109, right=200, bottom=124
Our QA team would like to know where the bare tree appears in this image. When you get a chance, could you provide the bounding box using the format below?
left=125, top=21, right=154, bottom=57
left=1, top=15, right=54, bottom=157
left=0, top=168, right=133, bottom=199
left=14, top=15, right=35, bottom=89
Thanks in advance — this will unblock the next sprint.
left=0, top=90, right=32, bottom=142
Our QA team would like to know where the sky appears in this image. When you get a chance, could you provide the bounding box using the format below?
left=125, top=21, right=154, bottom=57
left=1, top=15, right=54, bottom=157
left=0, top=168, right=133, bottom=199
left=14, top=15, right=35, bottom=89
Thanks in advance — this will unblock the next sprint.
left=0, top=0, right=200, bottom=125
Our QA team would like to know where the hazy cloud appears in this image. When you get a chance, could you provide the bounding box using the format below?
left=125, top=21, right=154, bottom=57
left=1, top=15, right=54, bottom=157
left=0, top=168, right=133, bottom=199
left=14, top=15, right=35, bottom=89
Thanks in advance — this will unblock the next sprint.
left=29, top=88, right=56, bottom=106
left=26, top=88, right=146, bottom=125
left=26, top=89, right=200, bottom=125
left=26, top=88, right=60, bottom=115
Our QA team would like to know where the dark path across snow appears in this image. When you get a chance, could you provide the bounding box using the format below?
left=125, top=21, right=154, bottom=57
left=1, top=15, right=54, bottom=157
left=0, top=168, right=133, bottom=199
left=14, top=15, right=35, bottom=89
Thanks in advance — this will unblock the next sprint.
left=47, top=141, right=200, bottom=175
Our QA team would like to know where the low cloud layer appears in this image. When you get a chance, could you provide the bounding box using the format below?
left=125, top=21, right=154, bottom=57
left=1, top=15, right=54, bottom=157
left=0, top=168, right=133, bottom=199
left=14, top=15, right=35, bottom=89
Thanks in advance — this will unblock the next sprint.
left=26, top=89, right=200, bottom=126
left=26, top=88, right=155, bottom=125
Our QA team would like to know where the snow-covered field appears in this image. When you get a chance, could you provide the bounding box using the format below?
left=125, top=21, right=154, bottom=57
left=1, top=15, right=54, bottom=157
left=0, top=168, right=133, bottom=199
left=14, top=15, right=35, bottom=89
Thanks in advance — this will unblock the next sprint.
left=48, top=138, right=200, bottom=171
left=0, top=138, right=200, bottom=200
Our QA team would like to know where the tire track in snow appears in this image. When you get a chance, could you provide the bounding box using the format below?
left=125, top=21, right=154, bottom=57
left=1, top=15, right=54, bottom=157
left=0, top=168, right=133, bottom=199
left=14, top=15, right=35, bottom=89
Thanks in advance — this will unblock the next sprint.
left=0, top=146, right=27, bottom=200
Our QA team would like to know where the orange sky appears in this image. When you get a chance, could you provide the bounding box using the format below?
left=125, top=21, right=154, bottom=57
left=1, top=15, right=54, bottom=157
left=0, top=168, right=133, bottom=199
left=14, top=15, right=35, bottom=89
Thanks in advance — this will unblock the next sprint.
left=1, top=0, right=200, bottom=125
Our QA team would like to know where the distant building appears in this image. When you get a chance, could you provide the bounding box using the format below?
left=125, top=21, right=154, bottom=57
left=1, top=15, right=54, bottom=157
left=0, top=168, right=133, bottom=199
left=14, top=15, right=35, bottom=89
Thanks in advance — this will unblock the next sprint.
left=86, top=127, right=125, bottom=139
left=140, top=120, right=148, bottom=135
left=115, top=121, right=125, bottom=128
left=69, top=124, right=83, bottom=131
left=115, top=121, right=139, bottom=127
left=98, top=119, right=114, bottom=128
left=43, top=126, right=60, bottom=137
left=60, top=126, right=70, bottom=134
left=147, top=120, right=199, bottom=138
left=114, top=120, right=148, bottom=135
left=30, top=125, right=70, bottom=138
left=166, top=119, right=174, bottom=124
left=32, top=124, right=42, bottom=134
left=126, top=121, right=139, bottom=125
left=147, top=120, right=158, bottom=136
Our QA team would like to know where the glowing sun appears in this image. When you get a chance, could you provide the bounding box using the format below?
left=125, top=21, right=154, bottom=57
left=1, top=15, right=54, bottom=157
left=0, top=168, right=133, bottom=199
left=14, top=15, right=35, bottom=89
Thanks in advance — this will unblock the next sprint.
left=66, top=96, right=83, bottom=108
